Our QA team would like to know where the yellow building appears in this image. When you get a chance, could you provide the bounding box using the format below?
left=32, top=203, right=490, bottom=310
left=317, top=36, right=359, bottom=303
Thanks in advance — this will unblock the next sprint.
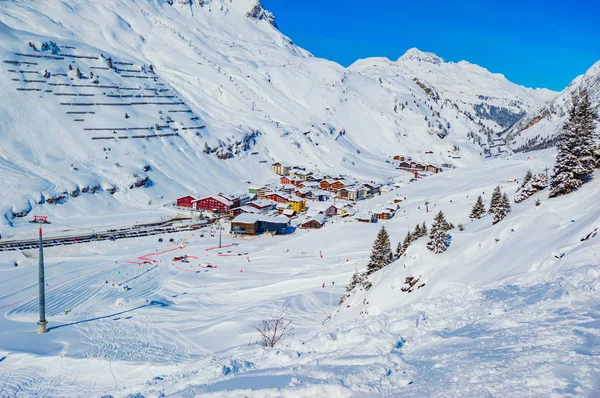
left=271, top=162, right=289, bottom=176
left=286, top=197, right=306, bottom=213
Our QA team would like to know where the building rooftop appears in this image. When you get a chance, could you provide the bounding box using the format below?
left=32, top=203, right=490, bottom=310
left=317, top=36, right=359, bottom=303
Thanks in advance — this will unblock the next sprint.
left=248, top=199, right=277, bottom=208
left=232, top=213, right=290, bottom=225
left=194, top=195, right=232, bottom=206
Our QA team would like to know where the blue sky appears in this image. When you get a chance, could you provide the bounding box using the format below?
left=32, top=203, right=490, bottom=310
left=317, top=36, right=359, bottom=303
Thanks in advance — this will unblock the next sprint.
left=261, top=0, right=600, bottom=91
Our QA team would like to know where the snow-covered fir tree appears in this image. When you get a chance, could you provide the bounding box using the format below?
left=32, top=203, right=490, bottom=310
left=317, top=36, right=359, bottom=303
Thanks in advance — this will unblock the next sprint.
left=421, top=221, right=427, bottom=237
left=549, top=93, right=597, bottom=198
left=396, top=231, right=413, bottom=258
left=427, top=211, right=450, bottom=254
left=339, top=270, right=371, bottom=304
left=469, top=195, right=486, bottom=219
left=489, top=185, right=503, bottom=214
left=502, top=193, right=511, bottom=213
left=366, top=226, right=393, bottom=275
left=414, top=223, right=422, bottom=238
left=514, top=173, right=548, bottom=203
left=518, top=170, right=533, bottom=191
left=493, top=192, right=512, bottom=224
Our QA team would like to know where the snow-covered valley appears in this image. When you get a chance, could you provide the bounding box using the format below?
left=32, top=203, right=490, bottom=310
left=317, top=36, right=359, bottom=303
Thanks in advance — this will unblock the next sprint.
left=0, top=150, right=599, bottom=396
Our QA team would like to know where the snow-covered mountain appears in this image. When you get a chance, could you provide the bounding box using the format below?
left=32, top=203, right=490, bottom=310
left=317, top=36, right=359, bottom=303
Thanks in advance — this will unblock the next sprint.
left=502, top=61, right=600, bottom=152
left=0, top=0, right=557, bottom=228
left=350, top=48, right=557, bottom=155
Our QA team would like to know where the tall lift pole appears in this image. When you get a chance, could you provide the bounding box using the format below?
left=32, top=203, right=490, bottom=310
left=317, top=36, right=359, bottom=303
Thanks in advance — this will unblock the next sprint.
left=38, top=227, right=47, bottom=334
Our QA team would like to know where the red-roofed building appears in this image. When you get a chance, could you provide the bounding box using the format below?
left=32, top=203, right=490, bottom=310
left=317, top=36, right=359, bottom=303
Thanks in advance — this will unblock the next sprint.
left=193, top=196, right=232, bottom=213
left=265, top=192, right=289, bottom=203
left=176, top=195, right=197, bottom=208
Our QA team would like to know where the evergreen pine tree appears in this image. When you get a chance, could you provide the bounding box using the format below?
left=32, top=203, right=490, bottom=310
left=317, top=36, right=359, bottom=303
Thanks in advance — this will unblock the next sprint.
left=493, top=192, right=512, bottom=224
left=489, top=185, right=502, bottom=214
left=518, top=170, right=533, bottom=191
left=346, top=271, right=365, bottom=293
left=340, top=270, right=370, bottom=304
left=395, top=240, right=403, bottom=259
left=469, top=195, right=486, bottom=219
left=549, top=93, right=597, bottom=197
left=396, top=231, right=412, bottom=258
left=421, top=221, right=427, bottom=237
left=514, top=173, right=548, bottom=203
left=366, top=226, right=393, bottom=275
left=413, top=224, right=422, bottom=238
left=427, top=211, right=449, bottom=254
left=501, top=192, right=511, bottom=214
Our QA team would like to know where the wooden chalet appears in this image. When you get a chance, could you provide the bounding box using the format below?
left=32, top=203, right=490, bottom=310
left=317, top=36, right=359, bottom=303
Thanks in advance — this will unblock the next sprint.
left=247, top=199, right=277, bottom=212
left=295, top=187, right=313, bottom=199
left=300, top=214, right=327, bottom=229
left=330, top=179, right=347, bottom=191
left=319, top=179, right=334, bottom=190
left=355, top=212, right=374, bottom=223
left=337, top=186, right=359, bottom=201
left=374, top=206, right=395, bottom=220
left=281, top=184, right=296, bottom=194
left=362, top=183, right=381, bottom=196
left=229, top=205, right=260, bottom=217
left=276, top=203, right=289, bottom=214
left=425, top=164, right=441, bottom=174
left=410, top=162, right=425, bottom=171
left=308, top=203, right=337, bottom=217
left=282, top=208, right=296, bottom=218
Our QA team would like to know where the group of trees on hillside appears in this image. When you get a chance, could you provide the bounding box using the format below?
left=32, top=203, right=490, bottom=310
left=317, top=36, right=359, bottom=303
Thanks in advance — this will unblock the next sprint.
left=341, top=211, right=455, bottom=304
left=549, top=92, right=599, bottom=197
left=468, top=185, right=512, bottom=224
left=340, top=92, right=598, bottom=309
left=395, top=221, right=427, bottom=258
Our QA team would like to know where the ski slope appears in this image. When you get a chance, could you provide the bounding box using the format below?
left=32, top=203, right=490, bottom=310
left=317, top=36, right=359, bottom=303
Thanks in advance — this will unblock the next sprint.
left=0, top=150, right=599, bottom=396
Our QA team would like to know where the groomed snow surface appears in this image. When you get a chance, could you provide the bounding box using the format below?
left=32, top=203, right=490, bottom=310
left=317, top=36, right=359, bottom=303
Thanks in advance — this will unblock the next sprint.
left=0, top=150, right=599, bottom=397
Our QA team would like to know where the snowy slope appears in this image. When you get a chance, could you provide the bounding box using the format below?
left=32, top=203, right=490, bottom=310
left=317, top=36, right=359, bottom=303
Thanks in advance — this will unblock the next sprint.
left=0, top=1, right=556, bottom=229
left=350, top=48, right=557, bottom=156
left=502, top=61, right=600, bottom=152
left=0, top=150, right=599, bottom=397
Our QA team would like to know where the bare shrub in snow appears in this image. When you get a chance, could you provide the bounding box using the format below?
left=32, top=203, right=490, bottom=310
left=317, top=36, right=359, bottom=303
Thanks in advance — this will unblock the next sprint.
left=253, top=306, right=294, bottom=348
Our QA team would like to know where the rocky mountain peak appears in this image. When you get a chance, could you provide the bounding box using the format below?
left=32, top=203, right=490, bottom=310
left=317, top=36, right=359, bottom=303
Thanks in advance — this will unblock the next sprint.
left=246, top=0, right=278, bottom=29
left=398, top=47, right=444, bottom=65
